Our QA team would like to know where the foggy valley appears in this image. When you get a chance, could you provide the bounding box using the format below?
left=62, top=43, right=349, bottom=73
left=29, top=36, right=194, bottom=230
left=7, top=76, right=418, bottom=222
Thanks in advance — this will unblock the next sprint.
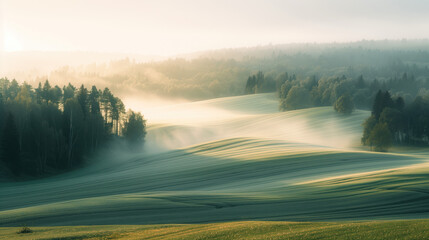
left=1, top=1, right=429, bottom=239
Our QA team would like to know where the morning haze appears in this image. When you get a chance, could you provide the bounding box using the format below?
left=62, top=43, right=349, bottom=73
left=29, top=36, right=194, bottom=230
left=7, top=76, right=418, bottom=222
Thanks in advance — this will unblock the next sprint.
left=2, top=0, right=429, bottom=55
left=1, top=1, right=429, bottom=239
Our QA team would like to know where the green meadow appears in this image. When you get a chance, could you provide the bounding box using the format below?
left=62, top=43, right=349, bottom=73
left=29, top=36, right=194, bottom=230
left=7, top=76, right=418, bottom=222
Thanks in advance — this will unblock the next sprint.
left=1, top=94, right=428, bottom=238
left=2, top=220, right=429, bottom=240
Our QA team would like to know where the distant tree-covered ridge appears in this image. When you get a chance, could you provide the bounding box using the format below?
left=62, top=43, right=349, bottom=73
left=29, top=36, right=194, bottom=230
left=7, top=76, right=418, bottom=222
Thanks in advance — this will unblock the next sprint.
left=12, top=40, right=429, bottom=101
left=0, top=78, right=146, bottom=178
left=271, top=71, right=429, bottom=112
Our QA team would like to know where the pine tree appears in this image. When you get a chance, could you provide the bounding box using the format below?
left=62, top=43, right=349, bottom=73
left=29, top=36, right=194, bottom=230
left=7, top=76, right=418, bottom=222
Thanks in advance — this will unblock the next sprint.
left=372, top=90, right=384, bottom=120
left=89, top=86, right=101, bottom=114
left=101, top=88, right=113, bottom=124
left=382, top=91, right=394, bottom=110
left=76, top=85, right=89, bottom=118
left=42, top=80, right=52, bottom=102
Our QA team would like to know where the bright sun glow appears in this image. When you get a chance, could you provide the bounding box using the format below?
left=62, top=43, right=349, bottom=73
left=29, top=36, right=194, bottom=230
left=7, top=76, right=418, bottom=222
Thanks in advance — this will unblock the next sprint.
left=4, top=31, right=23, bottom=51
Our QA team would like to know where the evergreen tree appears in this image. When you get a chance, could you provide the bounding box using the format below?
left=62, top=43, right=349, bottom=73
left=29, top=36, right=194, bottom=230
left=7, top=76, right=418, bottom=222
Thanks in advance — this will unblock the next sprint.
left=42, top=80, right=52, bottom=102
left=379, top=108, right=403, bottom=134
left=101, top=88, right=113, bottom=124
left=0, top=79, right=145, bottom=178
left=63, top=83, right=76, bottom=105
left=35, top=83, right=43, bottom=104
left=110, top=97, right=125, bottom=135
left=7, top=80, right=20, bottom=100
left=89, top=86, right=101, bottom=114
left=76, top=85, right=89, bottom=118
left=50, top=86, right=63, bottom=105
left=382, top=91, right=394, bottom=110
left=372, top=90, right=384, bottom=120
left=245, top=76, right=256, bottom=94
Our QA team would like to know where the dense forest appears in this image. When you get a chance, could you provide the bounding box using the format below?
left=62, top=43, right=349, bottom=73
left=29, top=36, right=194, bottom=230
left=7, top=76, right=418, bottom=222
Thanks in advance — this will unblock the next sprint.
left=0, top=78, right=146, bottom=179
left=274, top=72, right=429, bottom=111
left=362, top=90, right=429, bottom=151
left=5, top=40, right=429, bottom=100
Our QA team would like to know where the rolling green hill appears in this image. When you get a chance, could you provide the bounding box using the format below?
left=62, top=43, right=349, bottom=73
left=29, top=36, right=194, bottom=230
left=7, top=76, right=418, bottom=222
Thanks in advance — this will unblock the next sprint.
left=1, top=93, right=428, bottom=228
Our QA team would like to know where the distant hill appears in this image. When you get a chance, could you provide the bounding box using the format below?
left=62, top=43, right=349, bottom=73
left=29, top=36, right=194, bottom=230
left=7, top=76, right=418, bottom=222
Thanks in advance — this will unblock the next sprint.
left=2, top=40, right=429, bottom=100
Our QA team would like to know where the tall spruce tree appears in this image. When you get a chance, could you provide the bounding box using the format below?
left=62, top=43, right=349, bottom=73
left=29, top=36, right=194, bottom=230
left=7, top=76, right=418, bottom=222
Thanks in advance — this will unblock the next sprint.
left=372, top=90, right=384, bottom=120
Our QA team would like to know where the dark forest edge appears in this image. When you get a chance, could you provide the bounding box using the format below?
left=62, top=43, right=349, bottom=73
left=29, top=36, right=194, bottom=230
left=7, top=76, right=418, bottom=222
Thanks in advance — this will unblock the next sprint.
left=0, top=78, right=146, bottom=180
left=245, top=71, right=429, bottom=151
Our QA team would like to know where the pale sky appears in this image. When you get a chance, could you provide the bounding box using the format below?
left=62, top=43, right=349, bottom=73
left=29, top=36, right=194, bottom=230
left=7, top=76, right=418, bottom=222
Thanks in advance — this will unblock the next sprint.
left=1, top=0, right=429, bottom=56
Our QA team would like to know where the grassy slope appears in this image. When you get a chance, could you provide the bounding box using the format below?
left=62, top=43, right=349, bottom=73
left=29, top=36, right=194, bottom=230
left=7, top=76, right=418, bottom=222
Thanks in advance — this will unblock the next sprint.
left=143, top=93, right=370, bottom=150
left=1, top=220, right=429, bottom=240
left=1, top=93, right=428, bottom=227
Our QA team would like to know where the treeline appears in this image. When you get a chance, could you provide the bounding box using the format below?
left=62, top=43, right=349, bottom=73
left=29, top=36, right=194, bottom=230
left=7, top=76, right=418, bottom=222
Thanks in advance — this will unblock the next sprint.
left=12, top=40, right=429, bottom=101
left=0, top=78, right=146, bottom=178
left=276, top=73, right=370, bottom=111
left=362, top=90, right=429, bottom=151
left=244, top=71, right=276, bottom=94
left=272, top=72, right=429, bottom=112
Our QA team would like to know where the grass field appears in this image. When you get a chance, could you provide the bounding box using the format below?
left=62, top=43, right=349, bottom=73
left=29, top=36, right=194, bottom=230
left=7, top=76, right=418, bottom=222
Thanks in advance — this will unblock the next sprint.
left=1, top=93, right=428, bottom=237
left=1, top=220, right=429, bottom=239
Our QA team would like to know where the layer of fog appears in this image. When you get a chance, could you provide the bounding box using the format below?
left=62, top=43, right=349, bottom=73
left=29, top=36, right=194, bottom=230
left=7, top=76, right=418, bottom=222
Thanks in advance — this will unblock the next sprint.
left=123, top=93, right=369, bottom=155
